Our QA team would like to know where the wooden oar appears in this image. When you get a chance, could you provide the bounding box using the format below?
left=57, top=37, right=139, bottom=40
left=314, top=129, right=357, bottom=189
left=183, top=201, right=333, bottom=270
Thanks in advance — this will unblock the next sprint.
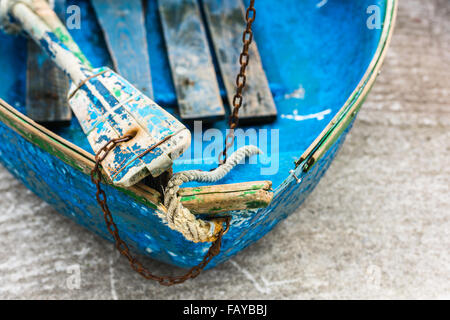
left=91, top=0, right=154, bottom=99
left=26, top=0, right=71, bottom=124
left=158, top=0, right=225, bottom=123
left=6, top=0, right=190, bottom=187
left=202, top=0, right=277, bottom=124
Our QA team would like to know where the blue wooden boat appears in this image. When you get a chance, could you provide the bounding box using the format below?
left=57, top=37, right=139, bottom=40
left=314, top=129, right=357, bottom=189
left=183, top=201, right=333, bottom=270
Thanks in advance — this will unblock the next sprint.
left=0, top=0, right=397, bottom=272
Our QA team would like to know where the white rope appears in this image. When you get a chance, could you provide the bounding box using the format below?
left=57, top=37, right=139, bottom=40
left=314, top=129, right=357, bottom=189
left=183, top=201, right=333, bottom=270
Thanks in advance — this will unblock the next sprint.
left=162, top=145, right=262, bottom=243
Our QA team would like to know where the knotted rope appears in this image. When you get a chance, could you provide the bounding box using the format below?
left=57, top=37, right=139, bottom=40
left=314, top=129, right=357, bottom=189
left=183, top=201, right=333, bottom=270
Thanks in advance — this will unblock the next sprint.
left=163, top=145, right=262, bottom=243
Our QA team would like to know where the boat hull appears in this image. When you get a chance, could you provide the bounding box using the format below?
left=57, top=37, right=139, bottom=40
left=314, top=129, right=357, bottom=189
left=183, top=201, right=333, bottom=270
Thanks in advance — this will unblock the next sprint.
left=0, top=0, right=397, bottom=268
left=0, top=114, right=350, bottom=268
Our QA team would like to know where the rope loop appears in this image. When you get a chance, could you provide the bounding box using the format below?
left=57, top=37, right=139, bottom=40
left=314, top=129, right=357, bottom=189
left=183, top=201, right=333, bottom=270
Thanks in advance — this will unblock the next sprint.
left=90, top=136, right=260, bottom=285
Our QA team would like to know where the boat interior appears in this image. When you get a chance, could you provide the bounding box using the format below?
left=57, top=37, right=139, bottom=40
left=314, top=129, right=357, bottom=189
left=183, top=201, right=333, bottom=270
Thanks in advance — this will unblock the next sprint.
left=0, top=0, right=386, bottom=194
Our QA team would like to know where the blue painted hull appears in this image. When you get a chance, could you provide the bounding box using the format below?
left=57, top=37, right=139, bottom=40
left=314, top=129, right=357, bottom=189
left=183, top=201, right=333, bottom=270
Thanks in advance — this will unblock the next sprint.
left=0, top=117, right=349, bottom=268
left=0, top=0, right=396, bottom=268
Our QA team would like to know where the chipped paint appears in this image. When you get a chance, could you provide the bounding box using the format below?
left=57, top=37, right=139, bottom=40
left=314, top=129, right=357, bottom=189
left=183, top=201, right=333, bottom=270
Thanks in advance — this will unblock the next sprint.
left=180, top=195, right=197, bottom=202
left=202, top=0, right=277, bottom=123
left=281, top=109, right=332, bottom=122
left=284, top=85, right=306, bottom=100
left=316, top=0, right=329, bottom=9
left=158, top=0, right=225, bottom=121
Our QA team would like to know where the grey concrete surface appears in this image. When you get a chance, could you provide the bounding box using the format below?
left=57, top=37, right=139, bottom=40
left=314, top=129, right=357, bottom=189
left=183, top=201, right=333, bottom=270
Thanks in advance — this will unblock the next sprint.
left=0, top=0, right=449, bottom=299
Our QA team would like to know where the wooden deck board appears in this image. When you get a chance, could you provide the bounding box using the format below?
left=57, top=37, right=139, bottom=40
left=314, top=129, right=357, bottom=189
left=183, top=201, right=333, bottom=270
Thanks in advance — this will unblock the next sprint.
left=91, top=0, right=154, bottom=98
left=158, top=0, right=225, bottom=122
left=180, top=180, right=273, bottom=214
left=202, top=0, right=277, bottom=124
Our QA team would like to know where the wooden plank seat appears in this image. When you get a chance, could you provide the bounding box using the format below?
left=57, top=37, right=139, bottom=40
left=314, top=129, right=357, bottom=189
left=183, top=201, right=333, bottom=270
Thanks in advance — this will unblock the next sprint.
left=202, top=0, right=277, bottom=124
left=91, top=0, right=154, bottom=98
left=158, top=0, right=225, bottom=122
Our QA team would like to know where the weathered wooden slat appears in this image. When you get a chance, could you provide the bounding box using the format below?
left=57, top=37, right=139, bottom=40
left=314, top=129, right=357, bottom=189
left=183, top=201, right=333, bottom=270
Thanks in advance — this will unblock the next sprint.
left=91, top=0, right=154, bottom=98
left=26, top=0, right=71, bottom=124
left=158, top=0, right=225, bottom=122
left=202, top=0, right=277, bottom=123
left=180, top=180, right=273, bottom=215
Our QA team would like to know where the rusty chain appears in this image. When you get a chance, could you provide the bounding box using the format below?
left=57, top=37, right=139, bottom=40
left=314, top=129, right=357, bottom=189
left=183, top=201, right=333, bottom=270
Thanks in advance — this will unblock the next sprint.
left=218, top=0, right=256, bottom=165
left=90, top=1, right=256, bottom=285
left=91, top=135, right=231, bottom=286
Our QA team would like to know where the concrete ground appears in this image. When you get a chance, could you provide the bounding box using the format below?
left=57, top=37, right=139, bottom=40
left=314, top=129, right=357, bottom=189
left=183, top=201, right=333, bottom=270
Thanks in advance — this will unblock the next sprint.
left=0, top=0, right=448, bottom=299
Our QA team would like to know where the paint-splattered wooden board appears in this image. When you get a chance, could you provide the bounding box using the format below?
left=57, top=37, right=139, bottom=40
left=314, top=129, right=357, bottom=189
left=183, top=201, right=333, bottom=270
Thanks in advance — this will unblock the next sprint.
left=91, top=0, right=154, bottom=98
left=26, top=0, right=71, bottom=124
left=158, top=0, right=225, bottom=122
left=68, top=67, right=191, bottom=187
left=202, top=0, right=277, bottom=123
left=180, top=180, right=273, bottom=215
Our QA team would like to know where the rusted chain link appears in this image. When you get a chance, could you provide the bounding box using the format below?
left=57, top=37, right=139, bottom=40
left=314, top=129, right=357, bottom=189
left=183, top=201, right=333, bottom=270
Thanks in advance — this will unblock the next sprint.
left=218, top=0, right=256, bottom=165
left=89, top=0, right=255, bottom=285
left=91, top=135, right=231, bottom=286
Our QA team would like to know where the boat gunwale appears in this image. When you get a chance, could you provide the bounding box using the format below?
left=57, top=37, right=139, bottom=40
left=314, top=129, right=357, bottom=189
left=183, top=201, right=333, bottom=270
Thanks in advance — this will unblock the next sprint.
left=297, top=0, right=397, bottom=172
left=0, top=0, right=397, bottom=212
